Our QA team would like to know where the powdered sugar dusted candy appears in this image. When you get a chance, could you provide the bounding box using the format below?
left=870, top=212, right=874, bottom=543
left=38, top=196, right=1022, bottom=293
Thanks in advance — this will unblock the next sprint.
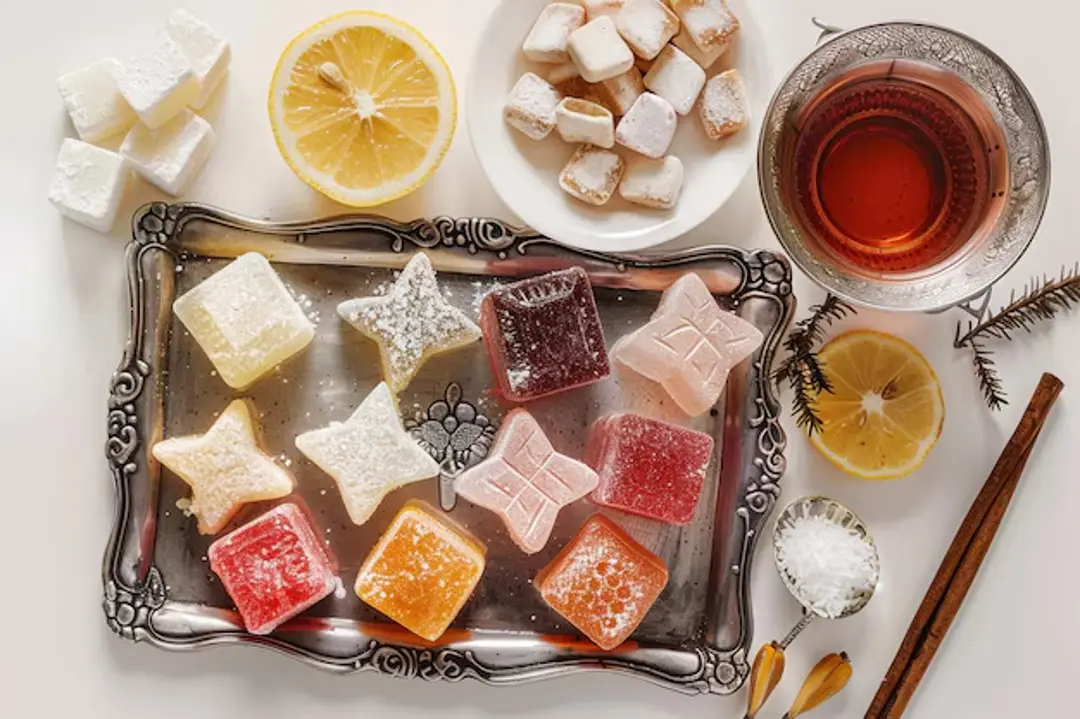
left=114, top=32, right=200, bottom=129
left=173, top=252, right=315, bottom=389
left=338, top=253, right=481, bottom=393
left=151, top=400, right=294, bottom=534
left=208, top=503, right=336, bottom=635
left=700, top=69, right=749, bottom=140
left=615, top=92, right=677, bottom=158
left=455, top=409, right=599, bottom=554
left=556, top=98, right=615, bottom=148
left=295, top=382, right=440, bottom=526
left=584, top=0, right=626, bottom=20
left=670, top=0, right=740, bottom=52
left=481, top=267, right=610, bottom=402
left=775, top=513, right=879, bottom=618
left=644, top=44, right=705, bottom=115
left=612, top=273, right=763, bottom=416
left=57, top=58, right=137, bottom=143
left=568, top=17, right=635, bottom=83
left=48, top=139, right=131, bottom=233
left=672, top=24, right=727, bottom=70
left=619, top=154, right=684, bottom=209
left=615, top=0, right=680, bottom=60
left=536, top=513, right=668, bottom=650
left=120, top=108, right=215, bottom=196
left=505, top=72, right=562, bottom=140
left=559, top=144, right=625, bottom=205
left=355, top=502, right=485, bottom=641
left=165, top=9, right=231, bottom=109
left=596, top=66, right=645, bottom=115
left=524, top=3, right=586, bottom=63
left=585, top=413, right=713, bottom=524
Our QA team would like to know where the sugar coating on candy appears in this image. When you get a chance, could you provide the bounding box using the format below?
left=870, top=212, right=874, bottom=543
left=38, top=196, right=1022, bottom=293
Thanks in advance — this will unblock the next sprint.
left=57, top=58, right=137, bottom=143
left=672, top=24, right=728, bottom=70
left=355, top=503, right=485, bottom=641
left=643, top=44, right=706, bottom=116
left=568, top=17, right=636, bottom=83
left=585, top=413, right=714, bottom=524
left=615, top=0, right=680, bottom=61
left=700, top=69, right=749, bottom=140
left=481, top=267, right=610, bottom=402
left=597, top=67, right=645, bottom=115
left=48, top=139, right=131, bottom=234
left=523, top=3, right=586, bottom=63
left=619, top=154, right=684, bottom=209
left=537, top=514, right=668, bottom=650
left=559, top=144, right=625, bottom=205
left=556, top=98, right=615, bottom=148
left=615, top=92, right=677, bottom=159
left=165, top=9, right=232, bottom=109
left=120, top=108, right=215, bottom=196
left=338, top=253, right=481, bottom=393
left=669, top=0, right=740, bottom=52
left=173, top=252, right=315, bottom=389
left=584, top=0, right=626, bottom=20
left=152, top=400, right=295, bottom=534
left=114, top=32, right=200, bottom=129
left=296, top=383, right=440, bottom=526
left=455, top=409, right=599, bottom=554
left=208, top=503, right=336, bottom=635
left=612, top=273, right=763, bottom=416
left=504, top=72, right=562, bottom=140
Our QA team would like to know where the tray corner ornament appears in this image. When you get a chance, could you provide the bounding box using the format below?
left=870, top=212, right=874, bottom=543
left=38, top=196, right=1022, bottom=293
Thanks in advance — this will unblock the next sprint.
left=103, top=202, right=794, bottom=694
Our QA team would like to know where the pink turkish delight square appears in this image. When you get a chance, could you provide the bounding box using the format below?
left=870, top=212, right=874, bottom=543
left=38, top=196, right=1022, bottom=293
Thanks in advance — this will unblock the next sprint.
left=585, top=413, right=714, bottom=525
left=455, top=409, right=598, bottom=554
left=611, top=273, right=763, bottom=417
left=481, top=267, right=610, bottom=402
left=208, top=502, right=337, bottom=635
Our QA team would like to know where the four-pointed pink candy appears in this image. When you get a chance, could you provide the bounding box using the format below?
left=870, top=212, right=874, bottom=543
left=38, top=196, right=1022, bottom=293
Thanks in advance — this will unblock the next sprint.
left=455, top=409, right=599, bottom=554
left=612, top=273, right=764, bottom=417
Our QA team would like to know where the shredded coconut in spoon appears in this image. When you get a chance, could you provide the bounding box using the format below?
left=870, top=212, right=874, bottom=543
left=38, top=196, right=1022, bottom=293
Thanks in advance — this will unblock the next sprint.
left=776, top=514, right=878, bottom=618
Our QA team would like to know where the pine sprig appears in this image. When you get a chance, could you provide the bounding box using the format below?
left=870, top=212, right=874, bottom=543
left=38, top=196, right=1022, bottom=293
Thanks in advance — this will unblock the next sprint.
left=773, top=294, right=857, bottom=435
left=955, top=263, right=1080, bottom=410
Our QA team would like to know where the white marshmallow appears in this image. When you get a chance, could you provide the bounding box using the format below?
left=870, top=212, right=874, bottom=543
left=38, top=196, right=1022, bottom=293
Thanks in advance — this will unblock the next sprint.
left=619, top=155, right=684, bottom=209
left=556, top=98, right=615, bottom=148
left=165, top=10, right=231, bottom=109
left=615, top=0, right=680, bottom=60
left=700, top=69, right=749, bottom=140
left=114, top=33, right=200, bottom=130
left=644, top=44, right=706, bottom=115
left=121, top=110, right=215, bottom=196
left=669, top=0, right=739, bottom=53
left=615, top=92, right=677, bottom=158
left=568, top=17, right=635, bottom=83
left=523, top=3, right=586, bottom=63
left=57, top=59, right=137, bottom=143
left=598, top=67, right=645, bottom=115
left=559, top=145, right=625, bottom=205
left=672, top=25, right=727, bottom=70
left=584, top=0, right=626, bottom=20
left=48, top=139, right=131, bottom=233
left=504, top=73, right=562, bottom=140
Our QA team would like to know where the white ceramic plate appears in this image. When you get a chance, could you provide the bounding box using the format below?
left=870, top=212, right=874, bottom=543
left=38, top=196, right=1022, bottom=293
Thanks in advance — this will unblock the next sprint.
left=466, top=0, right=768, bottom=252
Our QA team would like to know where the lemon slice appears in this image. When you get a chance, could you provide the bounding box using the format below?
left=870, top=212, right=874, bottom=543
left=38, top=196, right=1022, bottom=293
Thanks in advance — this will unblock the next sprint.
left=810, top=330, right=945, bottom=480
left=269, top=12, right=457, bottom=207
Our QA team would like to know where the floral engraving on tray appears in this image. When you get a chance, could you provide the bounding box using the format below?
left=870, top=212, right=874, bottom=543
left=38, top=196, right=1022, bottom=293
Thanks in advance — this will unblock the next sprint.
left=104, top=567, right=165, bottom=640
left=354, top=641, right=487, bottom=682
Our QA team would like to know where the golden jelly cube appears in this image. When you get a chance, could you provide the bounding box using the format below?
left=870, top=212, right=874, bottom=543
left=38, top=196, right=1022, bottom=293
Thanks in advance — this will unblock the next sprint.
left=355, top=503, right=485, bottom=641
left=537, top=514, right=668, bottom=650
left=173, top=252, right=315, bottom=389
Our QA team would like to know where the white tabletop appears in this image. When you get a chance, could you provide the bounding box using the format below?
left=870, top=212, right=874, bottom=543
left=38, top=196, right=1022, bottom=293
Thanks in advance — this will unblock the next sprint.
left=2, top=0, right=1075, bottom=716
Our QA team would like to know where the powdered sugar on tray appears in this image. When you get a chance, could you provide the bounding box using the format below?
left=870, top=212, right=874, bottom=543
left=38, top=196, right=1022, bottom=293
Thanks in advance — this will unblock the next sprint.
left=775, top=514, right=878, bottom=618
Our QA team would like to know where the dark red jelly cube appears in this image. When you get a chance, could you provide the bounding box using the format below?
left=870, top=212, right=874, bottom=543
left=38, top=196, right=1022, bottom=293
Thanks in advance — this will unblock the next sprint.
left=585, top=413, right=714, bottom=525
left=481, top=267, right=610, bottom=402
left=208, top=503, right=337, bottom=635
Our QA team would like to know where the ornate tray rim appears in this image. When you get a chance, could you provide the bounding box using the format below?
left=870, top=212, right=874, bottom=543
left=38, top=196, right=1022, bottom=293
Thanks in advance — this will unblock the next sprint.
left=103, top=202, right=795, bottom=695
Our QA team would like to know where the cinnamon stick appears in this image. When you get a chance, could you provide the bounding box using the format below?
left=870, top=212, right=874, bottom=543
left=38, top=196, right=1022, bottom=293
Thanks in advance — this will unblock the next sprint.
left=867, top=373, right=1064, bottom=718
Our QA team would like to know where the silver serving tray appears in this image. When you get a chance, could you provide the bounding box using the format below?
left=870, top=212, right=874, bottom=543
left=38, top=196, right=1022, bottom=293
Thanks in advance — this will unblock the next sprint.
left=103, top=203, right=794, bottom=695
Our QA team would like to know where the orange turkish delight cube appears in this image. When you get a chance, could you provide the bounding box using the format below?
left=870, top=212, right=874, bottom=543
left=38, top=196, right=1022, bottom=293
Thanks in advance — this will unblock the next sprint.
left=536, top=514, right=668, bottom=650
left=355, top=502, right=486, bottom=641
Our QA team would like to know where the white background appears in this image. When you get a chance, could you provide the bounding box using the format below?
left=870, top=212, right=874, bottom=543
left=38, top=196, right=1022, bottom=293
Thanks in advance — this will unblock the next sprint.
left=1, top=0, right=1075, bottom=716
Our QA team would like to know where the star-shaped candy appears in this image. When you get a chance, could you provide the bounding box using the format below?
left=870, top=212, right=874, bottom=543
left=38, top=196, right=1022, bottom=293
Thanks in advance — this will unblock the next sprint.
left=338, top=253, right=482, bottom=393
left=455, top=409, right=598, bottom=554
left=151, top=400, right=294, bottom=534
left=612, top=273, right=764, bottom=417
left=295, top=382, right=441, bottom=526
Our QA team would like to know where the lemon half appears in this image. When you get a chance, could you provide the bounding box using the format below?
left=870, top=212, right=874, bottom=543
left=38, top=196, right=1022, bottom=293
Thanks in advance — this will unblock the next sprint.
left=269, top=12, right=457, bottom=207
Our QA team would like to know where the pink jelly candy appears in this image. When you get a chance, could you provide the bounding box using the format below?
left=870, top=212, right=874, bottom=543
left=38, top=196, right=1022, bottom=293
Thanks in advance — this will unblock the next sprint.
left=208, top=503, right=337, bottom=635
left=481, top=267, right=610, bottom=402
left=611, top=273, right=763, bottom=417
left=455, top=408, right=599, bottom=554
left=585, top=413, right=714, bottom=525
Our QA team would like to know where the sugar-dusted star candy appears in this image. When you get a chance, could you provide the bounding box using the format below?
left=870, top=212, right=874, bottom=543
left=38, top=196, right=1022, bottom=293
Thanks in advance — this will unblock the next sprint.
left=151, top=399, right=294, bottom=534
left=455, top=409, right=598, bottom=554
left=295, top=382, right=440, bottom=526
left=612, top=273, right=763, bottom=417
left=338, top=253, right=482, bottom=393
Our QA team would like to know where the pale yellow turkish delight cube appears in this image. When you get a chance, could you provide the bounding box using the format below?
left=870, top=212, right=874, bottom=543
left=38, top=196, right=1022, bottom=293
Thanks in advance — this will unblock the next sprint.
left=559, top=145, right=626, bottom=205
